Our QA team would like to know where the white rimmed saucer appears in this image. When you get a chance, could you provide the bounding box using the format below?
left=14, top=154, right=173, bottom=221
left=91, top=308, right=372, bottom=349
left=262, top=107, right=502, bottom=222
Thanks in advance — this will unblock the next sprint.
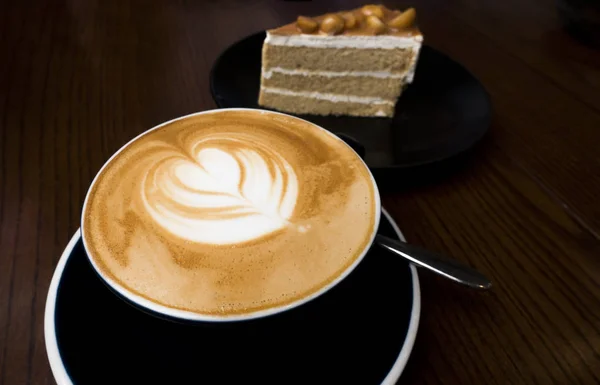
left=45, top=208, right=420, bottom=385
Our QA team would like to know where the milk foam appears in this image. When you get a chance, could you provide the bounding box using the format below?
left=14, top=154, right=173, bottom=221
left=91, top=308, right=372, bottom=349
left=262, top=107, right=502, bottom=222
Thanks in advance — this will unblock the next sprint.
left=82, top=110, right=377, bottom=317
left=141, top=140, right=298, bottom=245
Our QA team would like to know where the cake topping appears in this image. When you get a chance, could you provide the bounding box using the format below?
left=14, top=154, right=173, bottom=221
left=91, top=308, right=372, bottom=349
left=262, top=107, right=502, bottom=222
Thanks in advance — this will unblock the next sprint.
left=365, top=15, right=386, bottom=35
left=291, top=5, right=418, bottom=36
left=320, top=14, right=345, bottom=35
left=341, top=12, right=357, bottom=30
left=387, top=8, right=416, bottom=30
left=361, top=4, right=385, bottom=19
left=296, top=16, right=318, bottom=33
left=353, top=10, right=366, bottom=24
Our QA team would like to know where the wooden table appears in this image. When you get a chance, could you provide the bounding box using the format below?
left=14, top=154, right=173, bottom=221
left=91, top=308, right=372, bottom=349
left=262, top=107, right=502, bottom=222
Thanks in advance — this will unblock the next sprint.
left=1, top=0, right=599, bottom=383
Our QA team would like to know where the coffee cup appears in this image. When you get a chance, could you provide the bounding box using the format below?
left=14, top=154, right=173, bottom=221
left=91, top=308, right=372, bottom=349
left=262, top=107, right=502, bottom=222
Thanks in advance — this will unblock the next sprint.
left=81, top=108, right=381, bottom=322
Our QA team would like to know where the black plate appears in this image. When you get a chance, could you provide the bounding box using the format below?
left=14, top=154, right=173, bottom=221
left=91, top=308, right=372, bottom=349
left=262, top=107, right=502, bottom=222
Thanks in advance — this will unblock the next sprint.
left=45, top=210, right=419, bottom=385
left=210, top=32, right=491, bottom=178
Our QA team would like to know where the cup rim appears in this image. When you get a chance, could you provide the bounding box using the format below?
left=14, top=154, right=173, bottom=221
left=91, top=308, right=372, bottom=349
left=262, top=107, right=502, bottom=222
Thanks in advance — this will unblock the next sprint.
left=80, top=108, right=382, bottom=322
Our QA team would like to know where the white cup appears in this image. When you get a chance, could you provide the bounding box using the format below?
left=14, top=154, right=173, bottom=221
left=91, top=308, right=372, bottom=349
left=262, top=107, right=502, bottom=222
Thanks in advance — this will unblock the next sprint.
left=81, top=108, right=381, bottom=322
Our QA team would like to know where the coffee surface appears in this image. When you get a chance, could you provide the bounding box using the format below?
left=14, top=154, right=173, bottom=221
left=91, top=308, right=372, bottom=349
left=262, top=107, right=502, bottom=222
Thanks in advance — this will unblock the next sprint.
left=83, top=110, right=377, bottom=316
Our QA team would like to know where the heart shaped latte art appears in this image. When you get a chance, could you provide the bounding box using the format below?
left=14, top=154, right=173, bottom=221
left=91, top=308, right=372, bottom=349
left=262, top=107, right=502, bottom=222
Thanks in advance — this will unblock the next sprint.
left=140, top=137, right=299, bottom=245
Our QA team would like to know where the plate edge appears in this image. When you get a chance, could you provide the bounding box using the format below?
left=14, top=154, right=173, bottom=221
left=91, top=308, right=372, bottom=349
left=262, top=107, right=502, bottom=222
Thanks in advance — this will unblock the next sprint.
left=381, top=208, right=421, bottom=385
left=44, top=229, right=80, bottom=385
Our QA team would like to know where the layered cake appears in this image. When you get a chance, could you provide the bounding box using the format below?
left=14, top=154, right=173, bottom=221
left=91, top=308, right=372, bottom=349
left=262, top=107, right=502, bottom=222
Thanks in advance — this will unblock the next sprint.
left=258, top=4, right=423, bottom=118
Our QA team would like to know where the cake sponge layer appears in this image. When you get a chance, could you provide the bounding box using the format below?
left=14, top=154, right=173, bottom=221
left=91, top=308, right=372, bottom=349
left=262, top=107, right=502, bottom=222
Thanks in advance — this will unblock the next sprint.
left=262, top=44, right=417, bottom=73
left=261, top=71, right=405, bottom=99
left=258, top=90, right=395, bottom=117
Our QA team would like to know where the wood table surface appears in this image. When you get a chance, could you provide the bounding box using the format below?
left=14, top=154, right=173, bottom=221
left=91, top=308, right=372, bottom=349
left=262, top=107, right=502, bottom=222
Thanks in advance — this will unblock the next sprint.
left=1, top=0, right=599, bottom=384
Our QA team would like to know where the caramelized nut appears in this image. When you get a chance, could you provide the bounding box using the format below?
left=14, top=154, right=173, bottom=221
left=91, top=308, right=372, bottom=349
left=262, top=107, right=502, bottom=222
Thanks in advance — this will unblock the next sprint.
left=320, top=14, right=345, bottom=35
left=297, top=16, right=318, bottom=33
left=353, top=10, right=365, bottom=24
left=387, top=8, right=416, bottom=29
left=342, top=12, right=357, bottom=29
left=366, top=15, right=386, bottom=34
left=361, top=4, right=384, bottom=19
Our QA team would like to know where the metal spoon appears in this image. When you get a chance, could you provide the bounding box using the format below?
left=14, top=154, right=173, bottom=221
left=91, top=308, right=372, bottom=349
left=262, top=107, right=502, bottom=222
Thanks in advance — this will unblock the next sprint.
left=376, top=234, right=492, bottom=290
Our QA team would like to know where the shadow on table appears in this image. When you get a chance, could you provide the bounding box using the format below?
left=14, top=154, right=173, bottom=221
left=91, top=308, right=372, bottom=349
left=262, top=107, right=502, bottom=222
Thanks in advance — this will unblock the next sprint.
left=365, top=130, right=494, bottom=192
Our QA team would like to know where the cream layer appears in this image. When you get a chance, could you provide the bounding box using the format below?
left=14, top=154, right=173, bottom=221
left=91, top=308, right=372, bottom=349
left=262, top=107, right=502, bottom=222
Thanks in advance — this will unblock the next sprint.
left=262, top=67, right=406, bottom=79
left=259, top=86, right=395, bottom=106
left=265, top=32, right=423, bottom=50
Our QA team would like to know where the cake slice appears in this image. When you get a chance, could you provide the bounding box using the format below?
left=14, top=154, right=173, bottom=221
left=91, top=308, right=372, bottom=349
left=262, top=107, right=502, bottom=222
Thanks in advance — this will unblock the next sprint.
left=258, top=4, right=423, bottom=118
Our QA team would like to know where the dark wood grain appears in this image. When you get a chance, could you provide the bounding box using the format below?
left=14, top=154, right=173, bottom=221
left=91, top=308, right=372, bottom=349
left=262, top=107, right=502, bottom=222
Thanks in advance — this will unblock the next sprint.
left=421, top=0, right=600, bottom=237
left=0, top=0, right=599, bottom=384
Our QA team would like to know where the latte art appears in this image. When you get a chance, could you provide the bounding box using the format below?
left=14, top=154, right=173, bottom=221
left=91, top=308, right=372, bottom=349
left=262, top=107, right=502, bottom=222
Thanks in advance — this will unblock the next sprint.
left=82, top=110, right=378, bottom=318
left=141, top=136, right=299, bottom=245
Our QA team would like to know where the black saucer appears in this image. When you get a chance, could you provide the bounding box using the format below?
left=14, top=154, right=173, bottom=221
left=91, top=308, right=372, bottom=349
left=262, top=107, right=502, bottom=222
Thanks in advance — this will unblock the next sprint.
left=45, top=210, right=419, bottom=385
left=210, top=32, right=491, bottom=179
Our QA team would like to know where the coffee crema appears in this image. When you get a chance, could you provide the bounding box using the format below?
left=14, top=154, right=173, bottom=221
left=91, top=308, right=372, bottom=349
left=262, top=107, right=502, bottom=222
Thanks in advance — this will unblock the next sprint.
left=83, top=110, right=377, bottom=316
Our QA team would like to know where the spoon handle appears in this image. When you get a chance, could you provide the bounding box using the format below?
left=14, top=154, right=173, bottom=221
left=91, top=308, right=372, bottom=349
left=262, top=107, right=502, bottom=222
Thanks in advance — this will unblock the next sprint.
left=375, top=234, right=492, bottom=290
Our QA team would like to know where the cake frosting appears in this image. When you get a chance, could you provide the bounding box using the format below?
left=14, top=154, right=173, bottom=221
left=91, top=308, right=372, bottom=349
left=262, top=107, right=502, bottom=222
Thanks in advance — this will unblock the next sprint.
left=264, top=33, right=422, bottom=49
left=262, top=67, right=407, bottom=79
left=260, top=87, right=396, bottom=106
